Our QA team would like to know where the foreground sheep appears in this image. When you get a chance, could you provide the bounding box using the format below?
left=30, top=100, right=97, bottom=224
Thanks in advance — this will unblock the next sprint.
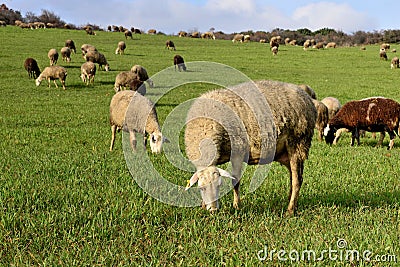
left=109, top=90, right=167, bottom=152
left=24, top=58, right=41, bottom=79
left=47, top=48, right=58, bottom=66
left=391, top=56, right=399, bottom=69
left=185, top=80, right=317, bottom=214
left=324, top=97, right=400, bottom=149
left=131, top=65, right=154, bottom=88
left=84, top=50, right=110, bottom=71
left=80, top=61, right=96, bottom=86
left=35, top=66, right=67, bottom=90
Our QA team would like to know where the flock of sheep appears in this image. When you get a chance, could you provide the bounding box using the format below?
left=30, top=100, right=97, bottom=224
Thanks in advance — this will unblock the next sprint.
left=23, top=33, right=400, bottom=215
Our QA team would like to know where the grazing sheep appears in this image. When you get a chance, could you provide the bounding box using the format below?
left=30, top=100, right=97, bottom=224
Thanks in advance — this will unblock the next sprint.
left=298, top=84, right=317, bottom=99
left=24, top=58, right=41, bottom=79
left=165, top=40, right=176, bottom=50
left=115, top=41, right=126, bottom=55
left=392, top=48, right=397, bottom=53
left=325, top=42, right=337, bottom=48
left=60, top=47, right=71, bottom=63
left=190, top=31, right=200, bottom=38
left=201, top=32, right=216, bottom=40
left=81, top=44, right=97, bottom=56
left=131, top=64, right=154, bottom=88
left=185, top=80, right=317, bottom=214
left=232, top=34, right=244, bottom=43
left=47, top=48, right=58, bottom=66
left=84, top=50, right=110, bottom=71
left=178, top=31, right=187, bottom=37
left=147, top=29, right=157, bottom=35
left=80, top=61, right=96, bottom=86
left=271, top=46, right=278, bottom=56
left=65, top=39, right=76, bottom=53
left=269, top=36, right=280, bottom=48
left=109, top=90, right=167, bottom=152
left=243, top=35, right=251, bottom=42
left=321, top=97, right=341, bottom=120
left=174, top=54, right=186, bottom=71
left=114, top=71, right=143, bottom=93
left=312, top=99, right=329, bottom=141
left=124, top=30, right=133, bottom=39
left=303, top=40, right=311, bottom=50
left=391, top=56, right=399, bottom=69
left=313, top=42, right=324, bottom=49
left=35, top=66, right=67, bottom=90
left=380, top=43, right=390, bottom=50
left=380, top=49, right=388, bottom=60
left=324, top=97, right=400, bottom=149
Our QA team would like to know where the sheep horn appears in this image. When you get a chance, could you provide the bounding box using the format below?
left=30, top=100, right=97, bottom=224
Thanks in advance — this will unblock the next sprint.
left=185, top=172, right=199, bottom=190
left=216, top=168, right=235, bottom=180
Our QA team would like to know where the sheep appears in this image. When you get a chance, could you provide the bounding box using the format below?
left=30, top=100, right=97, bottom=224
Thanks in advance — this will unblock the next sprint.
left=131, top=64, right=154, bottom=88
left=178, top=31, right=187, bottom=37
left=24, top=58, right=41, bottom=79
left=165, top=40, right=176, bottom=50
left=303, top=40, right=311, bottom=50
left=84, top=50, right=110, bottom=71
left=324, top=97, right=400, bottom=150
left=81, top=44, right=97, bottom=56
left=391, top=56, right=399, bottom=69
left=109, top=90, right=167, bottom=153
left=114, top=71, right=144, bottom=93
left=80, top=61, right=96, bottom=86
left=380, top=49, right=388, bottom=60
left=313, top=42, right=324, bottom=49
left=115, top=41, right=126, bottom=55
left=60, top=47, right=71, bottom=63
left=312, top=99, right=329, bottom=141
left=173, top=54, right=186, bottom=71
left=321, top=97, right=341, bottom=120
left=232, top=34, right=244, bottom=43
left=65, top=39, right=76, bottom=53
left=269, top=36, right=280, bottom=48
left=243, top=35, right=251, bottom=42
left=184, top=80, right=317, bottom=214
left=325, top=42, right=337, bottom=48
left=47, top=48, right=58, bottom=66
left=271, top=46, right=278, bottom=56
left=201, top=32, right=216, bottom=40
left=124, top=30, right=133, bottom=39
left=298, top=84, right=317, bottom=99
left=147, top=29, right=157, bottom=35
left=380, top=43, right=390, bottom=50
left=35, top=66, right=67, bottom=90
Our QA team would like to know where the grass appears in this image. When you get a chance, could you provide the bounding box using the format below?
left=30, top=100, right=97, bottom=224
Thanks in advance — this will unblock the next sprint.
left=0, top=26, right=399, bottom=266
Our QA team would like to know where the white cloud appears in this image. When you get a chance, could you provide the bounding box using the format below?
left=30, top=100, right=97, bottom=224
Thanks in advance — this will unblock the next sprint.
left=205, top=0, right=256, bottom=14
left=291, top=2, right=378, bottom=32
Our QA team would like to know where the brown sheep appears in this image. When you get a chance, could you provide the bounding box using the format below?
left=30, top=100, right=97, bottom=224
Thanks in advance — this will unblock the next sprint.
left=173, top=55, right=186, bottom=71
left=47, top=48, right=58, bottom=66
left=24, top=58, right=41, bottom=79
left=166, top=40, right=176, bottom=50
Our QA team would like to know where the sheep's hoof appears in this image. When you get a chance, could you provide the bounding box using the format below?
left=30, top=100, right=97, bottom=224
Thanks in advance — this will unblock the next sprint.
left=285, top=209, right=296, bottom=217
left=233, top=202, right=241, bottom=210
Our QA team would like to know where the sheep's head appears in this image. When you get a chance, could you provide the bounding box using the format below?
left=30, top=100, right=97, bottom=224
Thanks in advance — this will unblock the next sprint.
left=149, top=132, right=169, bottom=153
left=185, top=166, right=235, bottom=211
left=323, top=124, right=336, bottom=145
left=35, top=76, right=42, bottom=86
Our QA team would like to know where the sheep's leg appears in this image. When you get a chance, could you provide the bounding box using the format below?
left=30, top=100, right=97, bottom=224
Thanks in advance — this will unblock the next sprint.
left=375, top=132, right=385, bottom=147
left=287, top=154, right=304, bottom=216
left=388, top=131, right=396, bottom=150
left=129, top=130, right=137, bottom=152
left=53, top=80, right=58, bottom=88
left=351, top=128, right=359, bottom=146
left=231, top=155, right=243, bottom=209
left=47, top=78, right=51, bottom=88
left=110, top=125, right=117, bottom=151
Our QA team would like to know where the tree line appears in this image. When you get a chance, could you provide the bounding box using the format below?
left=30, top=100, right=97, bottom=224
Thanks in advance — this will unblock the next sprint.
left=1, top=4, right=400, bottom=46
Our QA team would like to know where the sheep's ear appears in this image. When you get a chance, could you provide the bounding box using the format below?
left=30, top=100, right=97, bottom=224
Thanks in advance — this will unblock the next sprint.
left=185, top=173, right=198, bottom=190
left=216, top=168, right=235, bottom=180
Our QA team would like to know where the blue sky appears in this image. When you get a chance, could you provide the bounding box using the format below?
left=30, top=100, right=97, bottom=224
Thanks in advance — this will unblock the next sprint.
left=4, top=0, right=399, bottom=34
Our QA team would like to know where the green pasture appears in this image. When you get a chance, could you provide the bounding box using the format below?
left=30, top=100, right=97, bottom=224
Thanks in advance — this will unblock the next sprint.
left=0, top=26, right=399, bottom=266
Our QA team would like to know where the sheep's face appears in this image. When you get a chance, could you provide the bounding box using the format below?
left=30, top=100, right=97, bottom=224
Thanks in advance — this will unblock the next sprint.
left=149, top=132, right=166, bottom=153
left=35, top=77, right=42, bottom=86
left=323, top=124, right=336, bottom=145
left=186, top=167, right=235, bottom=211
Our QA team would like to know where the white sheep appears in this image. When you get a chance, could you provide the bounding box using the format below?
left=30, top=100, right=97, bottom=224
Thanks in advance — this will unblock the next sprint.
left=185, top=80, right=317, bottom=214
left=47, top=48, right=58, bottom=66
left=115, top=41, right=126, bottom=55
left=80, top=61, right=96, bottom=86
left=109, top=90, right=168, bottom=152
left=391, top=56, right=399, bottom=69
left=321, top=97, right=341, bottom=120
left=60, top=47, right=71, bottom=63
left=35, top=66, right=67, bottom=90
left=130, top=65, right=154, bottom=88
left=81, top=44, right=97, bottom=56
left=271, top=46, right=278, bottom=56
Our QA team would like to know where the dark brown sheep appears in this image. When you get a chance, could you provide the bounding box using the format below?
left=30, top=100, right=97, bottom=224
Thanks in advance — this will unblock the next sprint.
left=24, top=58, right=41, bottom=79
left=166, top=40, right=176, bottom=50
left=65, top=39, right=76, bottom=53
left=173, top=54, right=186, bottom=71
left=324, top=97, right=400, bottom=149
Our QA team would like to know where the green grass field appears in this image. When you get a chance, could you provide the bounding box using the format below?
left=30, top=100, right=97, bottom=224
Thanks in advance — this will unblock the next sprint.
left=0, top=26, right=399, bottom=266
